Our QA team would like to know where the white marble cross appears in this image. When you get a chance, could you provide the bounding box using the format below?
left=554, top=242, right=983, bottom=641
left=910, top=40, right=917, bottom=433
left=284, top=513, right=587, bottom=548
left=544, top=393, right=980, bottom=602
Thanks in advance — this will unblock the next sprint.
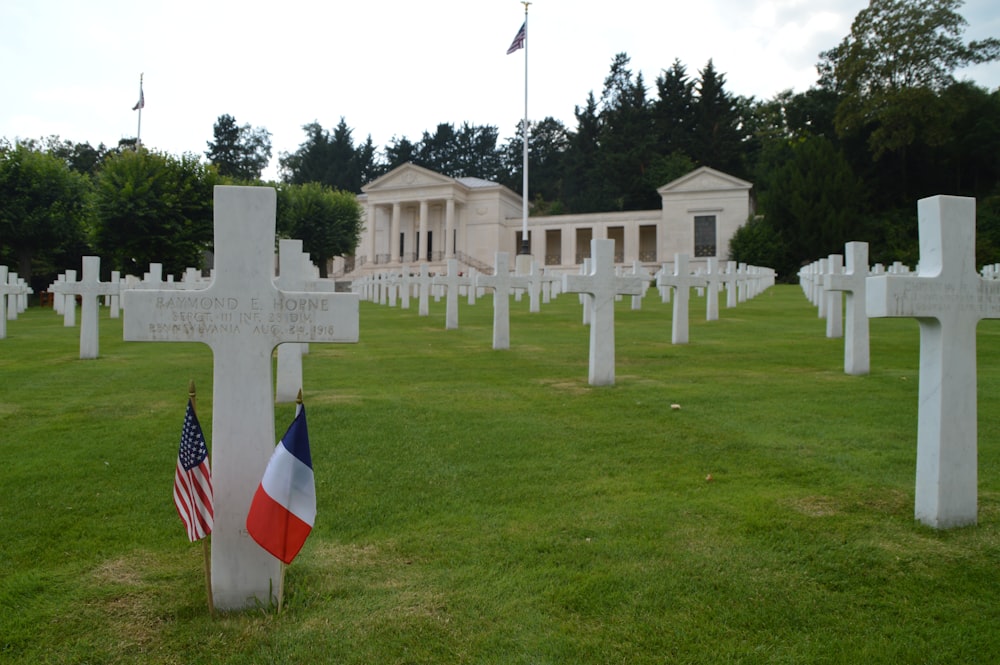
left=578, top=259, right=593, bottom=325
left=465, top=268, right=478, bottom=305
left=416, top=264, right=431, bottom=316
left=108, top=271, right=122, bottom=319
left=0, top=266, right=16, bottom=338
left=525, top=261, right=542, bottom=313
left=59, top=270, right=77, bottom=327
left=562, top=239, right=645, bottom=386
left=274, top=239, right=311, bottom=403
left=721, top=261, right=739, bottom=309
left=628, top=261, right=651, bottom=311
left=703, top=258, right=722, bottom=321
left=656, top=254, right=707, bottom=344
left=123, top=186, right=360, bottom=608
left=825, top=242, right=870, bottom=375
left=399, top=266, right=412, bottom=310
left=476, top=252, right=529, bottom=350
left=432, top=259, right=472, bottom=330
left=824, top=254, right=844, bottom=338
left=51, top=256, right=120, bottom=359
left=867, top=196, right=1000, bottom=529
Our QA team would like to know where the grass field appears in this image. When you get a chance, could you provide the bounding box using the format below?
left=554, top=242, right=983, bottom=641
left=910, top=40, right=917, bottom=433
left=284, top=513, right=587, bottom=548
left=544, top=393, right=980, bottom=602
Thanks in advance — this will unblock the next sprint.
left=2, top=284, right=999, bottom=664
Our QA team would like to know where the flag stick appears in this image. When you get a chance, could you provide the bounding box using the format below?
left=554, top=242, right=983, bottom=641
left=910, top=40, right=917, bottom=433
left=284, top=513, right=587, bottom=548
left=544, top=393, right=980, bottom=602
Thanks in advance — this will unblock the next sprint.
left=189, top=379, right=215, bottom=617
left=278, top=563, right=286, bottom=613
left=277, top=388, right=304, bottom=614
left=136, top=73, right=143, bottom=150
left=519, top=1, right=531, bottom=255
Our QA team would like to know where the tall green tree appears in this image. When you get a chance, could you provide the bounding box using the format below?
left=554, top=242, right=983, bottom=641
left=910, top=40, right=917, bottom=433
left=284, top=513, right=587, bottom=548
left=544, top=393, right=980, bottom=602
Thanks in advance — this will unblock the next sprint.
left=416, top=123, right=460, bottom=176
left=818, top=0, right=1000, bottom=196
left=597, top=53, right=658, bottom=210
left=454, top=122, right=503, bottom=181
left=563, top=92, right=603, bottom=213
left=502, top=116, right=571, bottom=213
left=205, top=114, right=272, bottom=181
left=91, top=148, right=217, bottom=276
left=384, top=136, right=419, bottom=171
left=690, top=60, right=745, bottom=176
left=757, top=135, right=868, bottom=277
left=356, top=135, right=385, bottom=187
left=277, top=182, right=363, bottom=277
left=0, top=143, right=91, bottom=284
left=652, top=59, right=696, bottom=157
left=280, top=119, right=371, bottom=192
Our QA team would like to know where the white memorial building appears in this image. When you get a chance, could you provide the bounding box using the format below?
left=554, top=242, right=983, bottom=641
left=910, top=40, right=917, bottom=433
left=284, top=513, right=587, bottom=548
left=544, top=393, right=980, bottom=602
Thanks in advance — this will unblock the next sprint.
left=345, top=162, right=752, bottom=275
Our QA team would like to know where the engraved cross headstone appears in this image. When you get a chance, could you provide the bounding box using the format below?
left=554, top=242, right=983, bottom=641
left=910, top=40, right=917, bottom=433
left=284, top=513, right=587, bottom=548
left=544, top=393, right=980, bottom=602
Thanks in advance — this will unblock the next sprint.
left=476, top=252, right=529, bottom=350
left=0, top=266, right=16, bottom=338
left=823, top=254, right=844, bottom=338
left=826, top=242, right=870, bottom=375
left=124, top=186, right=360, bottom=607
left=51, top=256, right=120, bottom=358
left=867, top=196, right=1000, bottom=528
left=417, top=264, right=431, bottom=316
left=563, top=239, right=644, bottom=386
left=432, top=259, right=471, bottom=330
left=59, top=270, right=77, bottom=327
left=656, top=254, right=707, bottom=344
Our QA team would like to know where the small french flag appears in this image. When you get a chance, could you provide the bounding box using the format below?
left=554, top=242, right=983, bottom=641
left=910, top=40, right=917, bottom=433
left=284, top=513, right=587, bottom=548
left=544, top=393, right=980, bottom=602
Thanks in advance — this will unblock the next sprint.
left=246, top=404, right=316, bottom=564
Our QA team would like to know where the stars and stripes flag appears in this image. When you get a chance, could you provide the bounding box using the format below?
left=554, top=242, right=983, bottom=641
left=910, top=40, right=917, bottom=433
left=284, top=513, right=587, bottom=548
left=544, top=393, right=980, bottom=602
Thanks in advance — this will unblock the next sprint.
left=132, top=86, right=144, bottom=111
left=174, top=399, right=213, bottom=541
left=246, top=403, right=316, bottom=565
left=507, top=21, right=526, bottom=54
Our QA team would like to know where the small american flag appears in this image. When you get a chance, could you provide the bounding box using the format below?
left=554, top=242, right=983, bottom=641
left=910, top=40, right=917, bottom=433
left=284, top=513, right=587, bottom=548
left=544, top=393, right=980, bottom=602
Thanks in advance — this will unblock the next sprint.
left=507, top=21, right=526, bottom=54
left=174, top=399, right=213, bottom=541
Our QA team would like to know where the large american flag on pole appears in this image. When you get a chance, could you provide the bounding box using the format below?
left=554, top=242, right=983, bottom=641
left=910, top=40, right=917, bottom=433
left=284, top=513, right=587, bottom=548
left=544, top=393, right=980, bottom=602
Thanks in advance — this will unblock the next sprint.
left=507, top=21, right=526, bottom=54
left=174, top=399, right=213, bottom=541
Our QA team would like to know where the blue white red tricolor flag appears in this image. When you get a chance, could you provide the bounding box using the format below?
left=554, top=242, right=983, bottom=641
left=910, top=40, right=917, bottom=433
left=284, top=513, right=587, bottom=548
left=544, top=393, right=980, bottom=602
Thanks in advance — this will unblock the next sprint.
left=507, top=21, right=526, bottom=54
left=174, top=399, right=213, bottom=541
left=246, top=404, right=316, bottom=565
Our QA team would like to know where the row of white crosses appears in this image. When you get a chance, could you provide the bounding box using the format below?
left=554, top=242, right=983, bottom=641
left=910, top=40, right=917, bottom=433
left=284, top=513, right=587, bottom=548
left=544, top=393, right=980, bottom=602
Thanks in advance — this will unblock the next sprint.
left=560, top=241, right=777, bottom=386
left=801, top=196, right=997, bottom=530
left=45, top=258, right=217, bottom=360
left=655, top=256, right=776, bottom=345
left=354, top=260, right=563, bottom=316
left=0, top=265, right=32, bottom=339
left=799, top=245, right=883, bottom=376
left=353, top=258, right=564, bottom=339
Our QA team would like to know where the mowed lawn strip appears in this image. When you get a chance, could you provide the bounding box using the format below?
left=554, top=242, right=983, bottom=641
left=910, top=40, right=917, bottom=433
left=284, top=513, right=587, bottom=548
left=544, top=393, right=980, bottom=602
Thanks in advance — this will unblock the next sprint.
left=1, top=284, right=998, bottom=664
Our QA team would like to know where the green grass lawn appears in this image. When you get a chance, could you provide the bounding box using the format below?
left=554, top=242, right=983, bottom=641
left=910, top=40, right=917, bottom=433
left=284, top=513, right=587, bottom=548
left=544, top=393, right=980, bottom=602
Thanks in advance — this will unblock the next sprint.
left=2, top=284, right=999, bottom=664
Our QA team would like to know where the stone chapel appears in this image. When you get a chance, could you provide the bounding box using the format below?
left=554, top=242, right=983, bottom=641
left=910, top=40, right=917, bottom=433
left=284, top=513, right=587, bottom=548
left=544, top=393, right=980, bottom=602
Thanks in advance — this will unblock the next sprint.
left=341, top=162, right=752, bottom=276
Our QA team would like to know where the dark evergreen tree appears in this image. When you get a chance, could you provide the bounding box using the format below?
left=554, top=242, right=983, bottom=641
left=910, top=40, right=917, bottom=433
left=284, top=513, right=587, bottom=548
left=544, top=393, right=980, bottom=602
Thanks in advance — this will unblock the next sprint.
left=416, top=123, right=460, bottom=176
left=205, top=114, right=272, bottom=181
left=384, top=136, right=419, bottom=170
left=596, top=54, right=658, bottom=210
left=652, top=59, right=696, bottom=157
left=690, top=60, right=744, bottom=176
left=502, top=117, right=571, bottom=213
left=563, top=93, right=603, bottom=213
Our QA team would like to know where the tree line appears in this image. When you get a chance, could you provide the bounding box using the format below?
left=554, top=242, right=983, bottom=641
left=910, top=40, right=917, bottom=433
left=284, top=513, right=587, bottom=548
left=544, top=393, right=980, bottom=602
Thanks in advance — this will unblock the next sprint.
left=2, top=0, right=998, bottom=289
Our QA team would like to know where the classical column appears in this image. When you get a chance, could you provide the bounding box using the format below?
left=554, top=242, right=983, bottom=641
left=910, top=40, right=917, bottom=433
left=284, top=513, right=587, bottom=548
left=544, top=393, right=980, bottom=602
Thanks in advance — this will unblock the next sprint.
left=390, top=202, right=401, bottom=262
left=418, top=200, right=429, bottom=262
left=366, top=203, right=377, bottom=264
left=536, top=226, right=547, bottom=266
left=445, top=198, right=456, bottom=258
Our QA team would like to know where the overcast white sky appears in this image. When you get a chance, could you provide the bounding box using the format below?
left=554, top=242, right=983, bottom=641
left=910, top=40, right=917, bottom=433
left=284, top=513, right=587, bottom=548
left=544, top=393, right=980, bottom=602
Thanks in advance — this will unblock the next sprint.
left=2, top=0, right=998, bottom=181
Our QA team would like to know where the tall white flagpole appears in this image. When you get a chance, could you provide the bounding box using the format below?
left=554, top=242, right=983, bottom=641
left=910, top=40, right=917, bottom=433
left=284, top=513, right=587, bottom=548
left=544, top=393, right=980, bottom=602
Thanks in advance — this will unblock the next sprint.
left=135, top=73, right=144, bottom=150
left=519, top=2, right=531, bottom=257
